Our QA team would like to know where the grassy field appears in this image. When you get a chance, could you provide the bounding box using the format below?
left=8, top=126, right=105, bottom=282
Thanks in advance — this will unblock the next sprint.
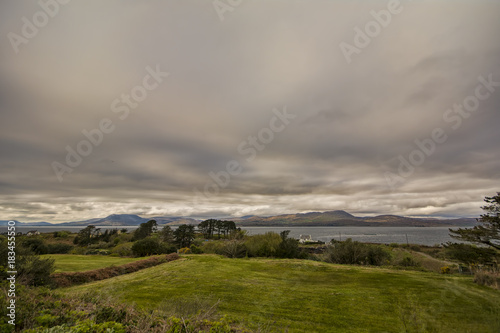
left=63, top=254, right=500, bottom=332
left=41, top=254, right=147, bottom=272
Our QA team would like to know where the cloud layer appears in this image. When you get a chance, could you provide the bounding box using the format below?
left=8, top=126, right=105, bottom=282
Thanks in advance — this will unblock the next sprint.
left=1, top=0, right=499, bottom=222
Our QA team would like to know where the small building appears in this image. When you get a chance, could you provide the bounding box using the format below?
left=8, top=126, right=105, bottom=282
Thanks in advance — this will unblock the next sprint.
left=26, top=230, right=40, bottom=236
left=298, top=234, right=313, bottom=244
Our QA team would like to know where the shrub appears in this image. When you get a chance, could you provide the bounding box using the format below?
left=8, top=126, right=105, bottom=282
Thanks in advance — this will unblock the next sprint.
left=53, top=231, right=70, bottom=238
left=275, top=230, right=306, bottom=259
left=131, top=237, right=163, bottom=257
left=218, top=240, right=246, bottom=258
left=117, top=232, right=133, bottom=243
left=110, top=243, right=133, bottom=257
left=94, top=306, right=127, bottom=324
left=398, top=255, right=420, bottom=267
left=179, top=247, right=192, bottom=254
left=440, top=266, right=451, bottom=274
left=72, top=319, right=126, bottom=333
left=85, top=249, right=110, bottom=255
left=243, top=232, right=281, bottom=257
left=46, top=243, right=73, bottom=254
left=409, top=245, right=421, bottom=252
left=473, top=271, right=500, bottom=289
left=444, top=243, right=498, bottom=265
left=200, top=240, right=226, bottom=254
left=0, top=238, right=54, bottom=286
left=190, top=244, right=203, bottom=254
left=323, top=239, right=391, bottom=266
left=22, top=238, right=48, bottom=254
left=69, top=246, right=87, bottom=255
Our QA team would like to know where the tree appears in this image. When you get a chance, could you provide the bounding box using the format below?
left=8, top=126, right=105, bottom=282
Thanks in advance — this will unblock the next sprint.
left=198, top=219, right=217, bottom=239
left=443, top=242, right=498, bottom=265
left=133, top=220, right=158, bottom=241
left=74, top=225, right=96, bottom=246
left=450, top=193, right=500, bottom=250
left=198, top=219, right=236, bottom=239
left=131, top=237, right=162, bottom=256
left=276, top=230, right=304, bottom=259
left=1, top=237, right=54, bottom=286
left=159, top=225, right=174, bottom=243
left=174, top=224, right=195, bottom=248
left=223, top=221, right=236, bottom=238
left=215, top=220, right=224, bottom=239
left=22, top=238, right=47, bottom=254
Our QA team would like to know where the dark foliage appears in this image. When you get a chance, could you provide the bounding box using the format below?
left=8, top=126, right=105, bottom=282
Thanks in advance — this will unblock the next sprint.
left=444, top=242, right=498, bottom=265
left=450, top=193, right=500, bottom=250
left=325, top=238, right=391, bottom=266
left=133, top=220, right=158, bottom=241
left=174, top=224, right=196, bottom=248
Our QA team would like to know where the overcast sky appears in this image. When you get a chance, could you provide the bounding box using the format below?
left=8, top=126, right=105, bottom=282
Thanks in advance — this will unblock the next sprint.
left=0, top=0, right=499, bottom=223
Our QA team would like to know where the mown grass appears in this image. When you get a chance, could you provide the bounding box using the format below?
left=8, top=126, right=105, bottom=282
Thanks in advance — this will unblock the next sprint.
left=60, top=254, right=500, bottom=332
left=41, top=254, right=147, bottom=272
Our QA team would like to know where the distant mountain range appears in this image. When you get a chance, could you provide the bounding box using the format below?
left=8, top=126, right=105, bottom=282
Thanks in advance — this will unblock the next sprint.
left=232, top=210, right=477, bottom=227
left=0, top=220, right=53, bottom=227
left=56, top=214, right=200, bottom=227
left=0, top=215, right=199, bottom=227
left=1, top=210, right=477, bottom=227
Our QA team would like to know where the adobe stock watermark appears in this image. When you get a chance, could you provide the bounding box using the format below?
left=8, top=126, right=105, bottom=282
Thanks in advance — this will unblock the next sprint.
left=6, top=221, right=17, bottom=326
left=340, top=0, right=411, bottom=64
left=7, top=0, right=71, bottom=54
left=213, top=0, right=243, bottom=22
left=193, top=106, right=295, bottom=203
left=382, top=74, right=499, bottom=190
left=51, top=65, right=169, bottom=182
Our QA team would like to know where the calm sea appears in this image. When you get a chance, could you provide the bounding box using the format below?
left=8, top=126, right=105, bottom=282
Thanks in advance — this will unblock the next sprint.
left=1, top=225, right=462, bottom=246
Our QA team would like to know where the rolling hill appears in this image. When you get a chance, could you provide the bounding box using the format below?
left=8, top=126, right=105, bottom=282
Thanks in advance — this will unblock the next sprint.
left=2, top=211, right=477, bottom=227
left=234, top=210, right=476, bottom=227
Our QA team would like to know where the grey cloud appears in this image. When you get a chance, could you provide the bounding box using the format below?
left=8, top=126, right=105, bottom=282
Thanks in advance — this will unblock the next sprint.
left=0, top=1, right=499, bottom=222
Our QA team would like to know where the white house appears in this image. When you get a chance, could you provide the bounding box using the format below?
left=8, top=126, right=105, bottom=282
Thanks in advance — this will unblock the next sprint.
left=298, top=234, right=313, bottom=244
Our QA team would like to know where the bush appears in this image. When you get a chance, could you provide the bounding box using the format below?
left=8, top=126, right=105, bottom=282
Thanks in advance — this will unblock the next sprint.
left=440, top=266, right=451, bottom=274
left=275, top=230, right=305, bottom=259
left=131, top=237, right=163, bottom=257
left=2, top=284, right=235, bottom=332
left=110, top=243, right=133, bottom=257
left=46, top=243, right=73, bottom=254
left=22, top=238, right=48, bottom=254
left=190, top=244, right=203, bottom=254
left=85, top=249, right=110, bottom=256
left=0, top=238, right=54, bottom=286
left=179, top=247, right=191, bottom=254
left=53, top=231, right=70, bottom=238
left=398, top=255, right=420, bottom=267
left=444, top=243, right=498, bottom=265
left=323, top=239, right=391, bottom=266
left=218, top=240, right=246, bottom=258
left=69, top=247, right=88, bottom=255
left=94, top=306, right=127, bottom=324
left=473, top=271, right=500, bottom=289
left=243, top=232, right=281, bottom=257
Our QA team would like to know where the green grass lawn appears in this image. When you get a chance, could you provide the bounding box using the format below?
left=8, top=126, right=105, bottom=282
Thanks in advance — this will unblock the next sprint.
left=64, top=254, right=500, bottom=332
left=41, top=254, right=147, bottom=272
